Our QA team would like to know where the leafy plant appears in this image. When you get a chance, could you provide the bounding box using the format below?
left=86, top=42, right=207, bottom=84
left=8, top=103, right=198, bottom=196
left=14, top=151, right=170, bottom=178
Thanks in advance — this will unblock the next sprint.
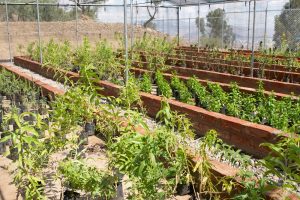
left=155, top=98, right=173, bottom=128
left=93, top=39, right=123, bottom=82
left=0, top=111, right=48, bottom=200
left=139, top=73, right=152, bottom=93
left=227, top=83, right=242, bottom=117
left=200, top=130, right=251, bottom=169
left=155, top=71, right=172, bottom=98
left=187, top=76, right=209, bottom=108
left=233, top=171, right=267, bottom=200
left=170, top=75, right=192, bottom=103
left=0, top=69, right=41, bottom=100
left=185, top=77, right=300, bottom=133
left=58, top=159, right=117, bottom=199
left=133, top=33, right=175, bottom=72
left=73, top=37, right=93, bottom=68
left=26, top=42, right=39, bottom=61
left=207, top=83, right=228, bottom=113
left=193, top=130, right=235, bottom=199
left=42, top=39, right=72, bottom=70
left=260, top=134, right=300, bottom=191
left=108, top=126, right=191, bottom=199
left=118, top=76, right=141, bottom=109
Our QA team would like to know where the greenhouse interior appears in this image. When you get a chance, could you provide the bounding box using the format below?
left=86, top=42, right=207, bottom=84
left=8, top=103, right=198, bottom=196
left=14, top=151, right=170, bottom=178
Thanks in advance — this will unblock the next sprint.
left=0, top=0, right=299, bottom=199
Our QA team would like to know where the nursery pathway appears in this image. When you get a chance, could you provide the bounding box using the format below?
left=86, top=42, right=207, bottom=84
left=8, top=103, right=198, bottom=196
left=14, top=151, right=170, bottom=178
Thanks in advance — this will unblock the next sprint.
left=1, top=62, right=67, bottom=94
left=0, top=156, right=19, bottom=200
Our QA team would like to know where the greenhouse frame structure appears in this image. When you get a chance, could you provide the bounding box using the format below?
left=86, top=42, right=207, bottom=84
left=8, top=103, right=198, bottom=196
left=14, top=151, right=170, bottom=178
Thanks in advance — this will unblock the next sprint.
left=0, top=0, right=297, bottom=82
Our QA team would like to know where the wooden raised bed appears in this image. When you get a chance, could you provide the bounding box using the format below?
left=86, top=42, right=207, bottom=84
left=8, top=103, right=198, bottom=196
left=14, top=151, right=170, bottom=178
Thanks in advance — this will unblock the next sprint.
left=176, top=46, right=300, bottom=62
left=135, top=51, right=300, bottom=81
left=175, top=49, right=300, bottom=72
left=168, top=54, right=300, bottom=75
left=132, top=61, right=299, bottom=98
left=0, top=64, right=64, bottom=98
left=14, top=56, right=291, bottom=158
left=172, top=58, right=300, bottom=82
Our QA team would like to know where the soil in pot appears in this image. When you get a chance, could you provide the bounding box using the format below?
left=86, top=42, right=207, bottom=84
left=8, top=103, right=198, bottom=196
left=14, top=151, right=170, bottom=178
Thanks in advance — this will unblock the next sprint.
left=63, top=190, right=80, bottom=200
left=85, top=122, right=95, bottom=136
left=8, top=146, right=18, bottom=161
left=23, top=113, right=35, bottom=123
left=172, top=89, right=180, bottom=100
left=20, top=103, right=31, bottom=113
left=221, top=105, right=227, bottom=115
left=157, top=88, right=162, bottom=96
left=176, top=183, right=192, bottom=196
left=195, top=96, right=206, bottom=108
left=71, top=66, right=80, bottom=73
left=260, top=117, right=269, bottom=126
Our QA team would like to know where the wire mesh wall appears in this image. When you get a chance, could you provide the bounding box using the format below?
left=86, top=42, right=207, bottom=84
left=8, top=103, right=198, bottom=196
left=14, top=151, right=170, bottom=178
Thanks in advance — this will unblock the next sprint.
left=0, top=0, right=299, bottom=62
left=152, top=0, right=300, bottom=50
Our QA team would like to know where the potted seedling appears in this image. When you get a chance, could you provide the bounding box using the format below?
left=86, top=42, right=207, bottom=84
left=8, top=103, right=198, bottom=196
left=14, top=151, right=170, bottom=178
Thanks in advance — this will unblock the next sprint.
left=176, top=183, right=192, bottom=196
left=58, top=159, right=117, bottom=199
left=139, top=73, right=152, bottom=93
left=155, top=72, right=172, bottom=98
left=84, top=120, right=96, bottom=137
left=171, top=76, right=181, bottom=100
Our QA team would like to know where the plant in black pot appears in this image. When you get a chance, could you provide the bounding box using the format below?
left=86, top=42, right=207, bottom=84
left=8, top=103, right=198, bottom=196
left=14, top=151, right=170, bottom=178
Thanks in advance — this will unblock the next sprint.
left=58, top=159, right=117, bottom=199
left=171, top=76, right=181, bottom=100
left=171, top=76, right=192, bottom=103
left=155, top=71, right=172, bottom=98
left=139, top=73, right=152, bottom=93
left=0, top=111, right=48, bottom=199
left=187, top=77, right=209, bottom=108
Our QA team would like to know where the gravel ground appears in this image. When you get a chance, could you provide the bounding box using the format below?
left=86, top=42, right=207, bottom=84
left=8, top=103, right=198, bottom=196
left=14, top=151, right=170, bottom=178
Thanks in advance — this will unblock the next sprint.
left=188, top=136, right=300, bottom=195
left=3, top=62, right=68, bottom=92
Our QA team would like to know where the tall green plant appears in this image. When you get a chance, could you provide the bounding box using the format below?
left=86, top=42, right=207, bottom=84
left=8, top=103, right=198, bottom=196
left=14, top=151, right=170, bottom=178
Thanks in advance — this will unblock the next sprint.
left=0, top=112, right=48, bottom=200
left=108, top=127, right=191, bottom=199
left=58, top=159, right=117, bottom=199
left=155, top=71, right=172, bottom=98
left=261, top=134, right=300, bottom=191
left=73, top=37, right=93, bottom=67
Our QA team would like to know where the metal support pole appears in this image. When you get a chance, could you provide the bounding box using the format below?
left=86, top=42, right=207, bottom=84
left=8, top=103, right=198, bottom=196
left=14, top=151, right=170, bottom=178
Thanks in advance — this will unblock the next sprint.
left=250, top=0, right=256, bottom=77
left=197, top=2, right=200, bottom=51
left=188, top=18, right=191, bottom=44
left=263, top=2, right=268, bottom=49
left=75, top=0, right=79, bottom=47
left=247, top=1, right=251, bottom=50
left=130, top=0, right=134, bottom=51
left=221, top=13, right=224, bottom=49
left=167, top=7, right=169, bottom=34
left=5, top=0, right=12, bottom=62
left=162, top=16, right=165, bottom=33
left=177, top=7, right=180, bottom=46
left=135, top=0, right=138, bottom=26
left=36, top=0, right=43, bottom=64
left=124, top=0, right=128, bottom=84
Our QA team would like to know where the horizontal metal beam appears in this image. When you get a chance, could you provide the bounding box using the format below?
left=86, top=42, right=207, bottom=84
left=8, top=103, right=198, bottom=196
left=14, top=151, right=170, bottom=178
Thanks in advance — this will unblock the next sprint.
left=0, top=2, right=178, bottom=8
